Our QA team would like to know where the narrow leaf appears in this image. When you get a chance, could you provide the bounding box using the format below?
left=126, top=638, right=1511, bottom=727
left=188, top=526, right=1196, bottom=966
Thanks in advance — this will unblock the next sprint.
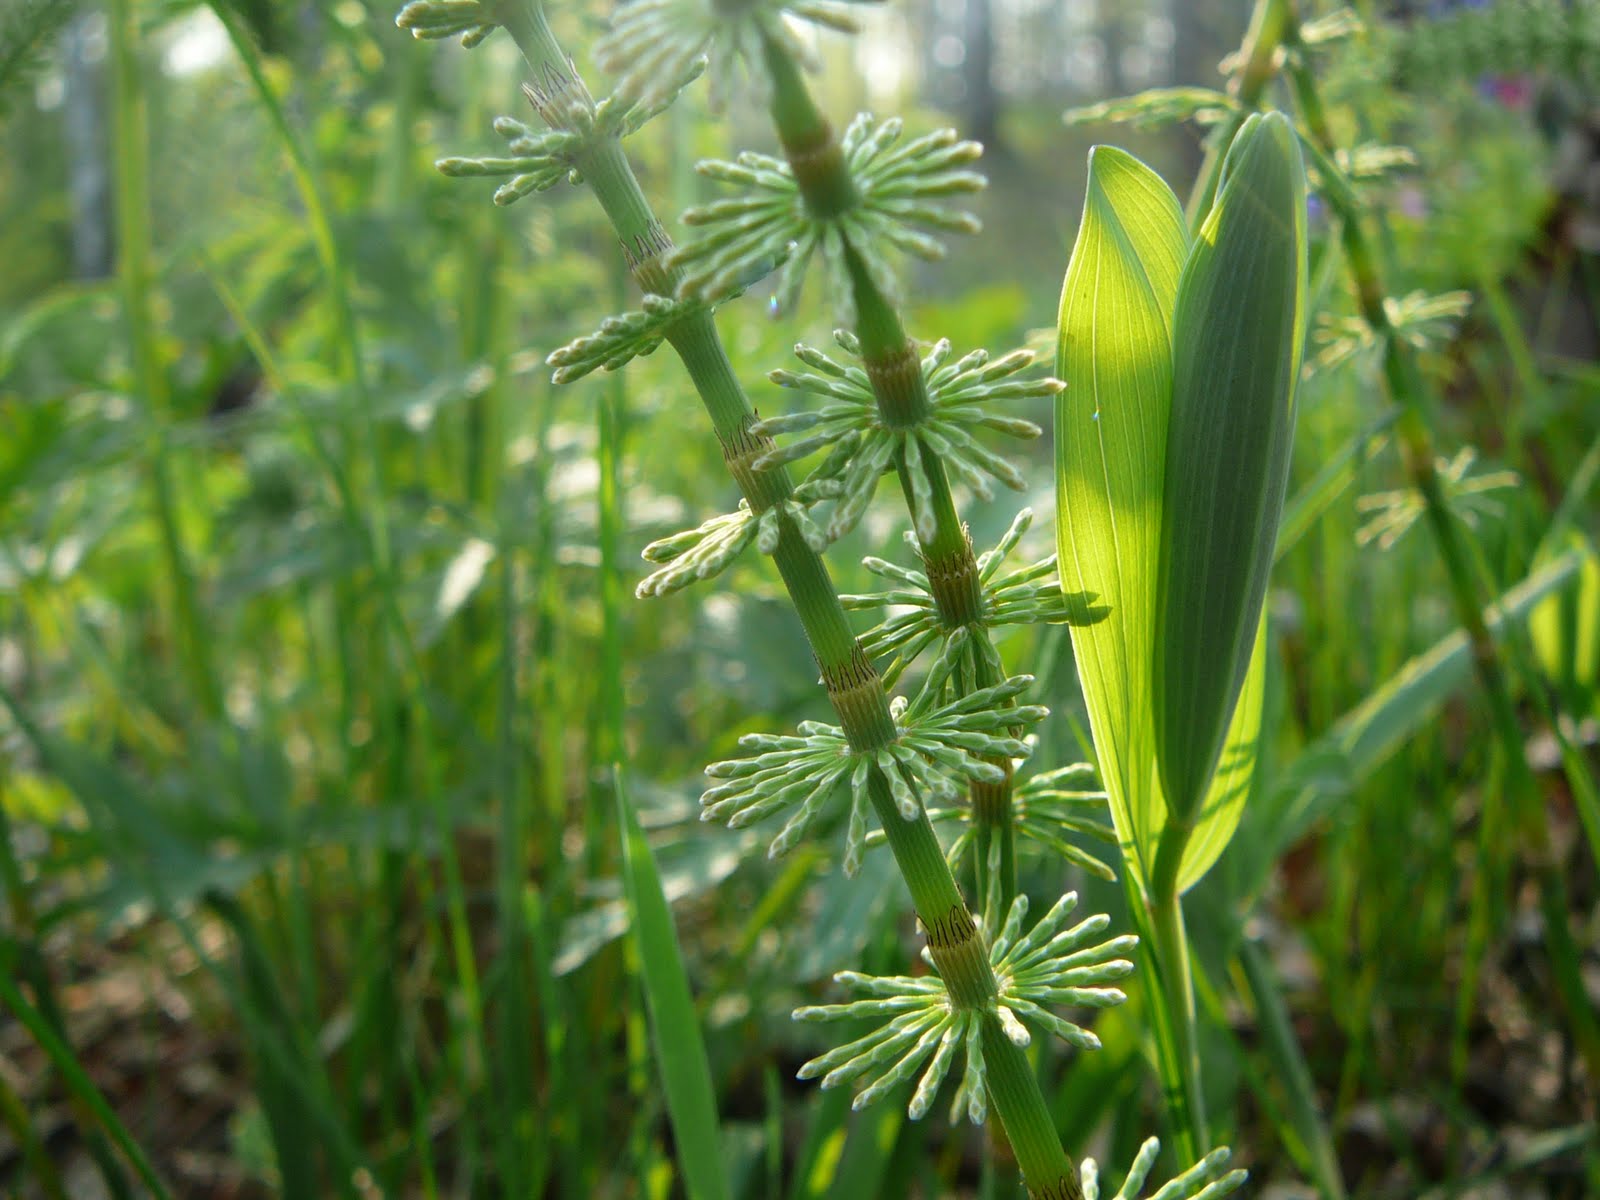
left=615, top=770, right=733, bottom=1200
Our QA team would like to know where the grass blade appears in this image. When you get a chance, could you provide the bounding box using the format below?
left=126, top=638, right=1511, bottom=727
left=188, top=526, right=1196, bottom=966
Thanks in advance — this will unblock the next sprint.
left=614, top=768, right=732, bottom=1200
left=1236, top=938, right=1347, bottom=1200
left=0, top=971, right=172, bottom=1199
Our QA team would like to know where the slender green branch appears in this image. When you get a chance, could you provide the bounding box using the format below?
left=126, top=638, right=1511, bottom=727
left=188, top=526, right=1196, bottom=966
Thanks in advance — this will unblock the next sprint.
left=758, top=27, right=1023, bottom=921
left=1185, top=0, right=1290, bottom=224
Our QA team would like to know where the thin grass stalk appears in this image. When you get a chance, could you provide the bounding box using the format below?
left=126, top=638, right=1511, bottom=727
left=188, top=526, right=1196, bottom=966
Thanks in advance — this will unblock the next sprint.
left=0, top=971, right=167, bottom=1198
left=0, top=1063, right=67, bottom=1200
left=492, top=551, right=536, bottom=1192
left=1451, top=747, right=1512, bottom=1084
left=524, top=888, right=558, bottom=1191
left=599, top=267, right=649, bottom=1177
left=1279, top=5, right=1600, bottom=1082
left=1, top=787, right=139, bottom=1200
left=109, top=0, right=218, bottom=718
left=1142, top=811, right=1204, bottom=1168
left=453, top=5, right=1081, bottom=1194
left=1144, top=886, right=1206, bottom=1165
left=1184, top=0, right=1291, bottom=226
left=1234, top=940, right=1348, bottom=1199
left=594, top=263, right=629, bottom=862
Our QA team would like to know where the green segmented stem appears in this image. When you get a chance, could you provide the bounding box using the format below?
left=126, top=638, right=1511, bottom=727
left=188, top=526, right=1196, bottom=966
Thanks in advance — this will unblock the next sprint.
left=756, top=29, right=1077, bottom=1197
left=458, top=6, right=1079, bottom=1193
left=759, top=28, right=1021, bottom=918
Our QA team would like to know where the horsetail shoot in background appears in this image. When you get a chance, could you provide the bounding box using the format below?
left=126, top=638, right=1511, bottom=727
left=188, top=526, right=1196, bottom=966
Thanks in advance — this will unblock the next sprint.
left=1, top=0, right=1597, bottom=1196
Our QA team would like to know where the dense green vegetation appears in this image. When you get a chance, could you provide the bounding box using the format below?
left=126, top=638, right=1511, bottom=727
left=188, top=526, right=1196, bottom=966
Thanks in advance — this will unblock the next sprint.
left=0, top=1, right=1597, bottom=1197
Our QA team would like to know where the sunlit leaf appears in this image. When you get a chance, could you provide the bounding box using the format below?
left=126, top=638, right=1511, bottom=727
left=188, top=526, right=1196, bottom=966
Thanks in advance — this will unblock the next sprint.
left=1055, top=145, right=1187, bottom=892
left=1178, top=612, right=1267, bottom=893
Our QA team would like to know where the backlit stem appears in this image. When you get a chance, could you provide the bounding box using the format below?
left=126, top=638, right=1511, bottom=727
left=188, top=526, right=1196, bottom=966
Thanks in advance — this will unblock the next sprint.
left=760, top=28, right=1022, bottom=922
left=756, top=29, right=1068, bottom=1193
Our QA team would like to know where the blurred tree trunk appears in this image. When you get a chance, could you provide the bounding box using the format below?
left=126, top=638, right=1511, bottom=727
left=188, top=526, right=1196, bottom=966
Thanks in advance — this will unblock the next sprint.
left=1170, top=0, right=1227, bottom=182
left=62, top=12, right=110, bottom=279
left=962, top=0, right=1000, bottom=148
left=1099, top=0, right=1126, bottom=96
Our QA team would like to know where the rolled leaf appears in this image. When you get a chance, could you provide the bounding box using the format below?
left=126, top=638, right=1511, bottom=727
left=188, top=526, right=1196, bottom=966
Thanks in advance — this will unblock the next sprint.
left=1153, top=111, right=1307, bottom=828
left=1055, top=146, right=1188, bottom=888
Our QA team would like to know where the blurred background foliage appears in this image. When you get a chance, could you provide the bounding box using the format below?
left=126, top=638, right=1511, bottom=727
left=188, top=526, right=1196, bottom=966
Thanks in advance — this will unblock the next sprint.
left=0, top=0, right=1597, bottom=1196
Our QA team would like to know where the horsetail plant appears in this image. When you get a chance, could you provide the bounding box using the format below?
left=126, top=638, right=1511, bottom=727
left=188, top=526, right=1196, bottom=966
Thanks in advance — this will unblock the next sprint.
left=395, top=0, right=1259, bottom=1195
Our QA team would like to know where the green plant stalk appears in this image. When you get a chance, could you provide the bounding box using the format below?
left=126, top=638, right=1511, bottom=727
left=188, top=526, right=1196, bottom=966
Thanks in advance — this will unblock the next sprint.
left=1118, top=507, right=1207, bottom=1169
left=1141, top=884, right=1206, bottom=1167
left=1233, top=940, right=1347, bottom=1199
left=492, top=553, right=537, bottom=1193
left=2, top=936, right=137, bottom=1199
left=109, top=0, right=219, bottom=718
left=0, top=1062, right=67, bottom=1200
left=0, top=970, right=172, bottom=1199
left=1281, top=12, right=1600, bottom=1081
left=590, top=261, right=630, bottom=881
left=1185, top=0, right=1290, bottom=225
left=472, top=7, right=1078, bottom=1194
left=1145, top=815, right=1200, bottom=1163
left=759, top=33, right=1020, bottom=919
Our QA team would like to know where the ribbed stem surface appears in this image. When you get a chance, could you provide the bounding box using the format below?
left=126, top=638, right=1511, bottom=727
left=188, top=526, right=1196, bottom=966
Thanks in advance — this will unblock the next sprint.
left=758, top=29, right=1014, bottom=877
left=756, top=26, right=1062, bottom=1192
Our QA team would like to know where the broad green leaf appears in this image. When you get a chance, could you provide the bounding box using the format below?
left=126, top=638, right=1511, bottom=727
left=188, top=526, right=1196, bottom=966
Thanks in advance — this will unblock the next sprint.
left=1055, top=145, right=1188, bottom=891
left=1154, top=111, right=1307, bottom=827
left=1178, top=612, right=1267, bottom=893
left=615, top=772, right=732, bottom=1200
